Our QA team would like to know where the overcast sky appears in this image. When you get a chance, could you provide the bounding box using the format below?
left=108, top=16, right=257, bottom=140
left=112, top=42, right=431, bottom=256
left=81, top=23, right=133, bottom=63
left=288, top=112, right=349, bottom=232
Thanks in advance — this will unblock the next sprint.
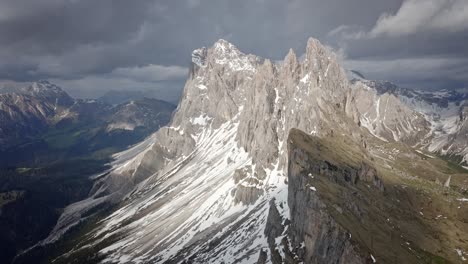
left=0, top=0, right=467, bottom=101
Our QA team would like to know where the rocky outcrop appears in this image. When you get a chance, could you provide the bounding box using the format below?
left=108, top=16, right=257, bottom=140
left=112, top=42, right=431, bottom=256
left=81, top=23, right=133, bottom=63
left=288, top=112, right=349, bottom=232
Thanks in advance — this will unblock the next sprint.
left=358, top=163, right=384, bottom=192
left=266, top=130, right=376, bottom=264
left=231, top=167, right=265, bottom=205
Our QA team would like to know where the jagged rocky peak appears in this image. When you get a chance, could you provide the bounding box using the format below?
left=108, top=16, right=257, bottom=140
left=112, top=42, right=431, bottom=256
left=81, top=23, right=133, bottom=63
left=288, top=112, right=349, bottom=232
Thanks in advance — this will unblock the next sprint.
left=191, top=39, right=261, bottom=74
left=304, top=38, right=329, bottom=68
left=113, top=36, right=353, bottom=195
left=192, top=36, right=346, bottom=178
left=22, top=80, right=74, bottom=106
left=187, top=37, right=353, bottom=168
left=213, top=38, right=241, bottom=55
left=281, top=48, right=299, bottom=75
left=26, top=80, right=63, bottom=95
left=178, top=39, right=263, bottom=130
left=0, top=79, right=62, bottom=96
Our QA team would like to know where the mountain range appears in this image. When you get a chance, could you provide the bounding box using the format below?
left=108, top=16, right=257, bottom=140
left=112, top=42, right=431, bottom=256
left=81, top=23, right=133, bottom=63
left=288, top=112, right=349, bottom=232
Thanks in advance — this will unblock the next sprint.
left=7, top=38, right=468, bottom=264
left=0, top=80, right=175, bottom=165
left=0, top=81, right=175, bottom=263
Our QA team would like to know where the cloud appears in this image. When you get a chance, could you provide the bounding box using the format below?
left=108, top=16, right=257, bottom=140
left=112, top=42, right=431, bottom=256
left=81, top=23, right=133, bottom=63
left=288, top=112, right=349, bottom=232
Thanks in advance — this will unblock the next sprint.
left=111, top=64, right=188, bottom=82
left=325, top=0, right=468, bottom=91
left=330, top=0, right=468, bottom=40
left=368, top=0, right=468, bottom=38
left=0, top=0, right=153, bottom=53
left=327, top=25, right=367, bottom=40
left=0, top=0, right=400, bottom=77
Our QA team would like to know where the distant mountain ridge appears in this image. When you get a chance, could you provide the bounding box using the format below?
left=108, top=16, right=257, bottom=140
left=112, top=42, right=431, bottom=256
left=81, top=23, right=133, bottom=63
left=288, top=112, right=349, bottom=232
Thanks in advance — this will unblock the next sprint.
left=0, top=80, right=74, bottom=106
left=349, top=78, right=468, bottom=165
left=0, top=80, right=175, bottom=157
left=0, top=80, right=176, bottom=264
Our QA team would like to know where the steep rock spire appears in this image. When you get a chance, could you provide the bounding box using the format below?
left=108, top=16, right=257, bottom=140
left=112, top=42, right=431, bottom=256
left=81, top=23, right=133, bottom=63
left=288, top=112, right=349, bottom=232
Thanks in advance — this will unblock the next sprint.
left=283, top=48, right=298, bottom=73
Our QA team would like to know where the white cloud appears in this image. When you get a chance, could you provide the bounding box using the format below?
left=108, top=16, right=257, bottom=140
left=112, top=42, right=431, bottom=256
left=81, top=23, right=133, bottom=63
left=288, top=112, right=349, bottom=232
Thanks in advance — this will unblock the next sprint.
left=111, top=64, right=188, bottom=82
left=369, top=0, right=468, bottom=37
left=331, top=0, right=468, bottom=39
left=327, top=24, right=367, bottom=39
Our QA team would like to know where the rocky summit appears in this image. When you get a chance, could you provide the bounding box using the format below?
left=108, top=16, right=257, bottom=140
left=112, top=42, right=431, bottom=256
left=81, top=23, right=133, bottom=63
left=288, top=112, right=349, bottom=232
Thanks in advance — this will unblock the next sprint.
left=26, top=38, right=468, bottom=264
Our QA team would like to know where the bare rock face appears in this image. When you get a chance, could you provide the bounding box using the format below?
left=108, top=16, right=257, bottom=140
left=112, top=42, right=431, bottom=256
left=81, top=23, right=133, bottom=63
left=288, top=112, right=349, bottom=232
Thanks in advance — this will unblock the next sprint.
left=358, top=163, right=384, bottom=192
left=285, top=147, right=365, bottom=264
left=263, top=199, right=288, bottom=264
left=281, top=129, right=385, bottom=264
left=236, top=38, right=355, bottom=174
left=100, top=37, right=355, bottom=199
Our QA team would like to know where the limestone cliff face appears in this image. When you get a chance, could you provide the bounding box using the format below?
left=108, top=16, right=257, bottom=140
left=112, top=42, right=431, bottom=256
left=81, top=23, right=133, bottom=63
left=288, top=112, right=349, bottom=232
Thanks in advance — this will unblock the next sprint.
left=275, top=128, right=468, bottom=264
left=262, top=129, right=387, bottom=264
left=236, top=39, right=354, bottom=174
left=281, top=136, right=368, bottom=264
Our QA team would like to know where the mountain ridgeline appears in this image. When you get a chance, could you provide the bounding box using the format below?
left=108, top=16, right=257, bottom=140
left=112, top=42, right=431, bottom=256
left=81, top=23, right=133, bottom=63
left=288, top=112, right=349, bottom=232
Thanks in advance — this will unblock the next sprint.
left=15, top=39, right=468, bottom=264
left=0, top=81, right=175, bottom=264
left=0, top=81, right=176, bottom=165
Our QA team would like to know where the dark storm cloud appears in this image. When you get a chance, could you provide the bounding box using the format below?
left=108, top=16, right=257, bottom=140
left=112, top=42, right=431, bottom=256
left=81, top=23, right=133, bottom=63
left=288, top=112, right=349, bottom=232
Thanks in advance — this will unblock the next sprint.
left=0, top=0, right=155, bottom=80
left=0, top=0, right=152, bottom=53
left=0, top=0, right=466, bottom=98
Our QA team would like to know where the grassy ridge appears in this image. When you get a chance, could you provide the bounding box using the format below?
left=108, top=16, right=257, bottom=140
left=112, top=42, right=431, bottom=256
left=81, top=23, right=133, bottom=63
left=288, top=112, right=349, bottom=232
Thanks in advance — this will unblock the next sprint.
left=289, top=129, right=468, bottom=263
